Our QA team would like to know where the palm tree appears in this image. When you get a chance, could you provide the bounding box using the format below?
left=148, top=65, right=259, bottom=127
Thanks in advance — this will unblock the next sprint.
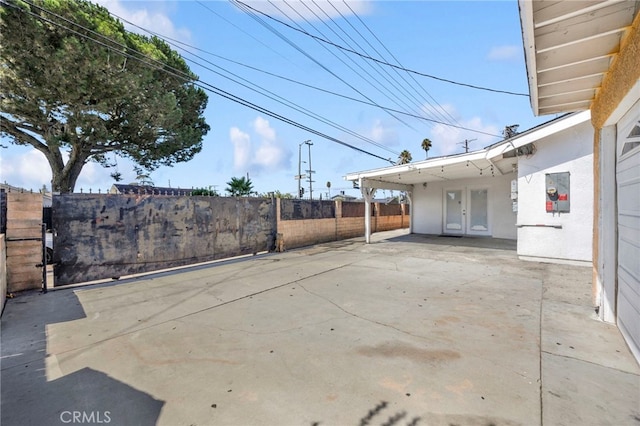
left=397, top=150, right=412, bottom=165
left=226, top=176, right=254, bottom=197
left=421, top=138, right=432, bottom=159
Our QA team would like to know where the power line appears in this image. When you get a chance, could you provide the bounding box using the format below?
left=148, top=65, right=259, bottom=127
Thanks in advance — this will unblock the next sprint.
left=195, top=0, right=297, bottom=69
left=233, top=0, right=529, bottom=97
left=274, top=0, right=419, bottom=121
left=124, top=24, right=500, bottom=138
left=230, top=0, right=419, bottom=132
left=105, top=9, right=401, bottom=155
left=3, top=0, right=397, bottom=164
left=290, top=0, right=433, bottom=125
left=107, top=0, right=502, bottom=139
left=340, top=0, right=463, bottom=127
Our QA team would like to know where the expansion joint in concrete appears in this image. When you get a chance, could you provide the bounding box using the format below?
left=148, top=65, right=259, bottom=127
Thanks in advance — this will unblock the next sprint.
left=541, top=350, right=640, bottom=377
left=297, top=283, right=429, bottom=342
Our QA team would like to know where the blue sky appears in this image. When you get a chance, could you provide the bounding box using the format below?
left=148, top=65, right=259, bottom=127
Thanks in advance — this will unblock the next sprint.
left=1, top=0, right=552, bottom=198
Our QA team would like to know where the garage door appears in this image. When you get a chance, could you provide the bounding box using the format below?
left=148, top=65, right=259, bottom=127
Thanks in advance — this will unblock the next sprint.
left=616, top=99, right=640, bottom=361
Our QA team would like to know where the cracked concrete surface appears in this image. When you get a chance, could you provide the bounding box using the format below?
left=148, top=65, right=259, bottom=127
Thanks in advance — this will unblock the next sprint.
left=1, top=229, right=638, bottom=426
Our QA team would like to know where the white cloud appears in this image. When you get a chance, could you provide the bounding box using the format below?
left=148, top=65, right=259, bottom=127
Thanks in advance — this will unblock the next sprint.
left=95, top=0, right=191, bottom=42
left=230, top=117, right=291, bottom=175
left=367, top=119, right=398, bottom=147
left=425, top=106, right=500, bottom=157
left=0, top=148, right=124, bottom=192
left=244, top=0, right=373, bottom=22
left=487, top=45, right=520, bottom=61
left=230, top=127, right=252, bottom=171
left=0, top=149, right=51, bottom=190
left=252, top=116, right=276, bottom=142
left=76, top=159, right=122, bottom=191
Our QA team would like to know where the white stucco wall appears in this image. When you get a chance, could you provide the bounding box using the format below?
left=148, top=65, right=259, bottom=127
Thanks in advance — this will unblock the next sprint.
left=516, top=120, right=594, bottom=264
left=412, top=173, right=517, bottom=239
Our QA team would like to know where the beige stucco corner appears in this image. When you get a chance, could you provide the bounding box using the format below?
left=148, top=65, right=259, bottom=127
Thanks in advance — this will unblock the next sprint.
left=591, top=12, right=640, bottom=130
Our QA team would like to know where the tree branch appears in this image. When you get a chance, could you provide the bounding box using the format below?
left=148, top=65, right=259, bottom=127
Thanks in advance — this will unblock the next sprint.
left=0, top=119, right=47, bottom=150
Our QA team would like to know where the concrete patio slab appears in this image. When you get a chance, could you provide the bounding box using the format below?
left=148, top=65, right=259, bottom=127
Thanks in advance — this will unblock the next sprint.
left=1, top=229, right=638, bottom=425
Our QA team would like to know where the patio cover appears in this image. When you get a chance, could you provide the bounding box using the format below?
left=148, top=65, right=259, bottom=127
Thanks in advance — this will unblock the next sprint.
left=344, top=111, right=591, bottom=241
left=344, top=111, right=591, bottom=191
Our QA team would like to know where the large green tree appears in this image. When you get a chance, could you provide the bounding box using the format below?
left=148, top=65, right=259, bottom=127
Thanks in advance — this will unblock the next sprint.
left=226, top=176, right=254, bottom=197
left=0, top=0, right=210, bottom=192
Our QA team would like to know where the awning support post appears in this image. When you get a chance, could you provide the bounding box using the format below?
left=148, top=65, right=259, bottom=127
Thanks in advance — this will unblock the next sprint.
left=361, top=180, right=376, bottom=244
left=405, top=190, right=413, bottom=234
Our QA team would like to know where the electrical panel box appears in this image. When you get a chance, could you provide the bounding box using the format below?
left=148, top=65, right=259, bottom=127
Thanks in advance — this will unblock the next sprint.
left=510, top=179, right=518, bottom=212
left=545, top=172, right=570, bottom=213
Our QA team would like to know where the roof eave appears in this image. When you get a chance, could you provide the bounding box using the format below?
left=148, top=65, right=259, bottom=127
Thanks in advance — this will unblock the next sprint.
left=344, top=150, right=489, bottom=182
left=519, top=0, right=540, bottom=115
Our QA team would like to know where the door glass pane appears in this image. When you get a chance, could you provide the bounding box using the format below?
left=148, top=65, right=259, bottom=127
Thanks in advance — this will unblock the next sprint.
left=445, top=190, right=462, bottom=230
left=469, top=189, right=488, bottom=231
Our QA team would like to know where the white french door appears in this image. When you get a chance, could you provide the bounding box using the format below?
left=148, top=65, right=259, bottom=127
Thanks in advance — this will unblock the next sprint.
left=444, top=189, right=465, bottom=234
left=443, top=188, right=490, bottom=236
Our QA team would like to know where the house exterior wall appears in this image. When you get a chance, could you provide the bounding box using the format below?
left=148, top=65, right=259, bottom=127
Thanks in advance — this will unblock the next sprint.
left=590, top=12, right=640, bottom=130
left=591, top=12, right=640, bottom=335
left=411, top=173, right=516, bottom=239
left=516, top=121, right=594, bottom=264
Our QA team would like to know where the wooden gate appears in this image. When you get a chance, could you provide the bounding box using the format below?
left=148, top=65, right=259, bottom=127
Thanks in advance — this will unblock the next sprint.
left=5, top=192, right=44, bottom=292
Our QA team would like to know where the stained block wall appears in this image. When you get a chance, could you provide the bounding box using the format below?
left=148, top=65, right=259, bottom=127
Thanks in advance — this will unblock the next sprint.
left=53, top=194, right=276, bottom=286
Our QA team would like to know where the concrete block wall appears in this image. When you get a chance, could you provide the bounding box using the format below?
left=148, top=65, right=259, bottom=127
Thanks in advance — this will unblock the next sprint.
left=336, top=217, right=365, bottom=240
left=277, top=199, right=409, bottom=250
left=278, top=218, right=338, bottom=248
left=374, top=215, right=406, bottom=232
left=53, top=195, right=276, bottom=286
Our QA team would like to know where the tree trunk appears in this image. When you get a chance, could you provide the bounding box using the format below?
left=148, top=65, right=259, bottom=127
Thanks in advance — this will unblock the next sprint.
left=51, top=166, right=83, bottom=193
left=48, top=143, right=89, bottom=193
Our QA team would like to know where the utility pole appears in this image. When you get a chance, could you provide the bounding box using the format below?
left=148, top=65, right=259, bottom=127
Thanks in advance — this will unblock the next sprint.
left=458, top=138, right=477, bottom=153
left=305, top=140, right=314, bottom=200
left=296, top=140, right=310, bottom=198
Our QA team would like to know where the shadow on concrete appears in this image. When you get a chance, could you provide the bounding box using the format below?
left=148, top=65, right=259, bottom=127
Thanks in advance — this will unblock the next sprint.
left=382, top=233, right=518, bottom=251
left=1, top=290, right=164, bottom=426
